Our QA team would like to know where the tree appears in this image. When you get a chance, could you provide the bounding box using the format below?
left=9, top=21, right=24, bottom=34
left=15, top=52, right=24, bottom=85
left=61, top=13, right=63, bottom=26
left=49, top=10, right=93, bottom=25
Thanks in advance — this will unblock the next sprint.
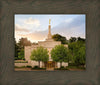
left=15, top=40, right=18, bottom=59
left=18, top=49, right=25, bottom=60
left=68, top=40, right=85, bottom=66
left=51, top=45, right=68, bottom=67
left=52, top=34, right=68, bottom=44
left=77, top=37, right=85, bottom=42
left=30, top=46, right=49, bottom=68
left=69, top=37, right=77, bottom=43
left=15, top=43, right=19, bottom=60
left=15, top=40, right=21, bottom=60
left=18, top=38, right=32, bottom=48
left=67, top=49, right=73, bottom=63
left=74, top=46, right=85, bottom=66
left=15, top=38, right=32, bottom=60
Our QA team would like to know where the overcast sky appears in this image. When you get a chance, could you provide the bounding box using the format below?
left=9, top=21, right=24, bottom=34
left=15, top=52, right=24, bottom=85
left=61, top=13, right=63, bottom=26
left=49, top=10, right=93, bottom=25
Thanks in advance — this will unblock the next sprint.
left=15, top=14, right=86, bottom=43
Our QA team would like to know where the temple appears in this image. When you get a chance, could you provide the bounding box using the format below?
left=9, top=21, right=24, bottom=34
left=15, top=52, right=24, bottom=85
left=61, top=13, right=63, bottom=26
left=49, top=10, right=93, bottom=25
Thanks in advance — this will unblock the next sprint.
left=24, top=19, right=68, bottom=70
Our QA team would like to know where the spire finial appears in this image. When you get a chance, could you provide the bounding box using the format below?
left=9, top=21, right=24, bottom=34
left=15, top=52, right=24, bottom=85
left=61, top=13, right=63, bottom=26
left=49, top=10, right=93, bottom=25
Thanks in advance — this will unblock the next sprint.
left=49, top=19, right=51, bottom=24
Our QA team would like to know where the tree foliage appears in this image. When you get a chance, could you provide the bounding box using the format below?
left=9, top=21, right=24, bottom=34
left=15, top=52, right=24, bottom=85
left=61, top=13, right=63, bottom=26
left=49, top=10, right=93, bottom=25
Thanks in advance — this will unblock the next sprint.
left=51, top=45, right=68, bottom=67
left=69, top=37, right=77, bottom=43
left=15, top=41, right=19, bottom=58
left=52, top=34, right=68, bottom=44
left=68, top=40, right=85, bottom=66
left=77, top=37, right=85, bottom=42
left=18, top=38, right=32, bottom=48
left=75, top=46, right=85, bottom=65
left=18, top=49, right=25, bottom=60
left=30, top=46, right=49, bottom=67
left=15, top=40, right=22, bottom=60
left=15, top=38, right=32, bottom=60
left=69, top=37, right=85, bottom=43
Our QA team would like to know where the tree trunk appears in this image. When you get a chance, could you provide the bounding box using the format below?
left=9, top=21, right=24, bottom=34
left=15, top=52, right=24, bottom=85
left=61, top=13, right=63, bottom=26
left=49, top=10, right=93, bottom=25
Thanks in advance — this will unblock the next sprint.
left=60, top=62, right=62, bottom=68
left=68, top=56, right=69, bottom=64
left=45, top=62, right=46, bottom=68
left=38, top=61, right=40, bottom=68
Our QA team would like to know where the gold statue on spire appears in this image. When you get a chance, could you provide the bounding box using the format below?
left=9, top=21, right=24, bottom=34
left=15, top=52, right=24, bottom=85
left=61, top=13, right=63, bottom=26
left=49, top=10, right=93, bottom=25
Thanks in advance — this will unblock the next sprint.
left=49, top=19, right=51, bottom=24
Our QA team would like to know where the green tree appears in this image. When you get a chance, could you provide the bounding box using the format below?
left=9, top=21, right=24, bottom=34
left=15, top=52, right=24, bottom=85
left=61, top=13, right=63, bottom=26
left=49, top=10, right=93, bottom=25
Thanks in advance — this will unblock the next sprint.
left=15, top=38, right=32, bottom=60
left=18, top=49, right=25, bottom=60
left=74, top=46, right=85, bottom=66
left=15, top=40, right=19, bottom=60
left=67, top=49, right=73, bottom=63
left=52, top=34, right=68, bottom=44
left=15, top=40, right=21, bottom=60
left=69, top=37, right=77, bottom=43
left=30, top=46, right=49, bottom=68
left=51, top=45, right=68, bottom=67
left=68, top=42, right=78, bottom=63
left=18, top=38, right=32, bottom=48
left=77, top=37, right=85, bottom=42
left=68, top=40, right=85, bottom=66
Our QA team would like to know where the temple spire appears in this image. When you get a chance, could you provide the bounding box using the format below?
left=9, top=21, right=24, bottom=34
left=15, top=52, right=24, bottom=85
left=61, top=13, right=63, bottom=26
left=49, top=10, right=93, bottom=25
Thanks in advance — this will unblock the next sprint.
left=49, top=19, right=51, bottom=24
left=48, top=19, right=52, bottom=39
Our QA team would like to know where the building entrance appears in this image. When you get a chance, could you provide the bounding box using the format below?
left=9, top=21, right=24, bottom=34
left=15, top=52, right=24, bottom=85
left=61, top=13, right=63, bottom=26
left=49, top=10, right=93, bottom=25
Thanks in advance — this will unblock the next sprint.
left=45, top=61, right=55, bottom=70
left=47, top=61, right=55, bottom=68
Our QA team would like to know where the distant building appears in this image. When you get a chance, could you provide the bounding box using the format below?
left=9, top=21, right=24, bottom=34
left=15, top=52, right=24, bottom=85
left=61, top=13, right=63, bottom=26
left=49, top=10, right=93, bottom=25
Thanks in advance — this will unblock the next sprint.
left=25, top=19, right=68, bottom=70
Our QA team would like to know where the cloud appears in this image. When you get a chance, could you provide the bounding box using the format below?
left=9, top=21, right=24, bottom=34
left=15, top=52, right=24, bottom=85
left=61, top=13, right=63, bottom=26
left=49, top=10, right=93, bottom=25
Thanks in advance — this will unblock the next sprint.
left=15, top=18, right=41, bottom=33
left=16, top=31, right=47, bottom=43
left=15, top=24, right=29, bottom=32
left=52, top=15, right=85, bottom=39
left=15, top=18, right=45, bottom=42
left=24, top=17, right=40, bottom=27
left=65, top=18, right=73, bottom=23
left=15, top=15, right=85, bottom=42
left=15, top=18, right=41, bottom=35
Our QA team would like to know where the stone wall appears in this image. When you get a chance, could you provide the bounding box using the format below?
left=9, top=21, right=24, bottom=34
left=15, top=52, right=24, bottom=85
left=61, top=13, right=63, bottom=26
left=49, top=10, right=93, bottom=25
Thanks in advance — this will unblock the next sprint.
left=57, top=62, right=68, bottom=68
left=38, top=40, right=61, bottom=48
left=15, top=63, right=29, bottom=67
left=62, top=62, right=68, bottom=67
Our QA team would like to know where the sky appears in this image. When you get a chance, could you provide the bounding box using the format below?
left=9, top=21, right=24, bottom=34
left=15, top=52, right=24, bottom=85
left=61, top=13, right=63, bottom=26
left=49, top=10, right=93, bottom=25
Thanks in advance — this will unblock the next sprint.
left=15, top=14, right=86, bottom=43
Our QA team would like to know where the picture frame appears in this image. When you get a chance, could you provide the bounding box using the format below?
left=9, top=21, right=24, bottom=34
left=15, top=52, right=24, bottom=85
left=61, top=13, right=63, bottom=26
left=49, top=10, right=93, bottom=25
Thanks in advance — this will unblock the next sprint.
left=0, top=0, right=100, bottom=85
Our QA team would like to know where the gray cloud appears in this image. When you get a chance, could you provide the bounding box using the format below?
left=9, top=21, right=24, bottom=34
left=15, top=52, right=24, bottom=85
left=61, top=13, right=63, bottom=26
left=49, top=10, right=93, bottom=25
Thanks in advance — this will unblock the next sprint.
left=51, top=15, right=85, bottom=39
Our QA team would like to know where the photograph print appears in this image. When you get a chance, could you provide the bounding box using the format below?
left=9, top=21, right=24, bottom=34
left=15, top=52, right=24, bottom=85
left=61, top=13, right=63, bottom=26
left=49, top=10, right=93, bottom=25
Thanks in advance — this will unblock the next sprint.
left=14, top=14, right=86, bottom=71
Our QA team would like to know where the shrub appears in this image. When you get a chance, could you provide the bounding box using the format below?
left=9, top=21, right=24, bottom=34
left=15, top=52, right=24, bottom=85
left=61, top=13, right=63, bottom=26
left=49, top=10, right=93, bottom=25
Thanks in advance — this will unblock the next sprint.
left=60, top=66, right=64, bottom=68
left=31, top=66, right=46, bottom=70
left=33, top=66, right=39, bottom=69
left=54, top=67, right=68, bottom=70
left=15, top=57, right=18, bottom=60
left=69, top=63, right=77, bottom=66
left=39, top=68, right=46, bottom=70
left=26, top=65, right=32, bottom=68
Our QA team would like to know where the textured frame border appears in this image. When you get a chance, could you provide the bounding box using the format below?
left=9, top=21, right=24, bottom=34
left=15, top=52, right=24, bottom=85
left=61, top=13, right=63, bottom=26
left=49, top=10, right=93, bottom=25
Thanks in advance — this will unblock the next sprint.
left=0, top=0, right=100, bottom=85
